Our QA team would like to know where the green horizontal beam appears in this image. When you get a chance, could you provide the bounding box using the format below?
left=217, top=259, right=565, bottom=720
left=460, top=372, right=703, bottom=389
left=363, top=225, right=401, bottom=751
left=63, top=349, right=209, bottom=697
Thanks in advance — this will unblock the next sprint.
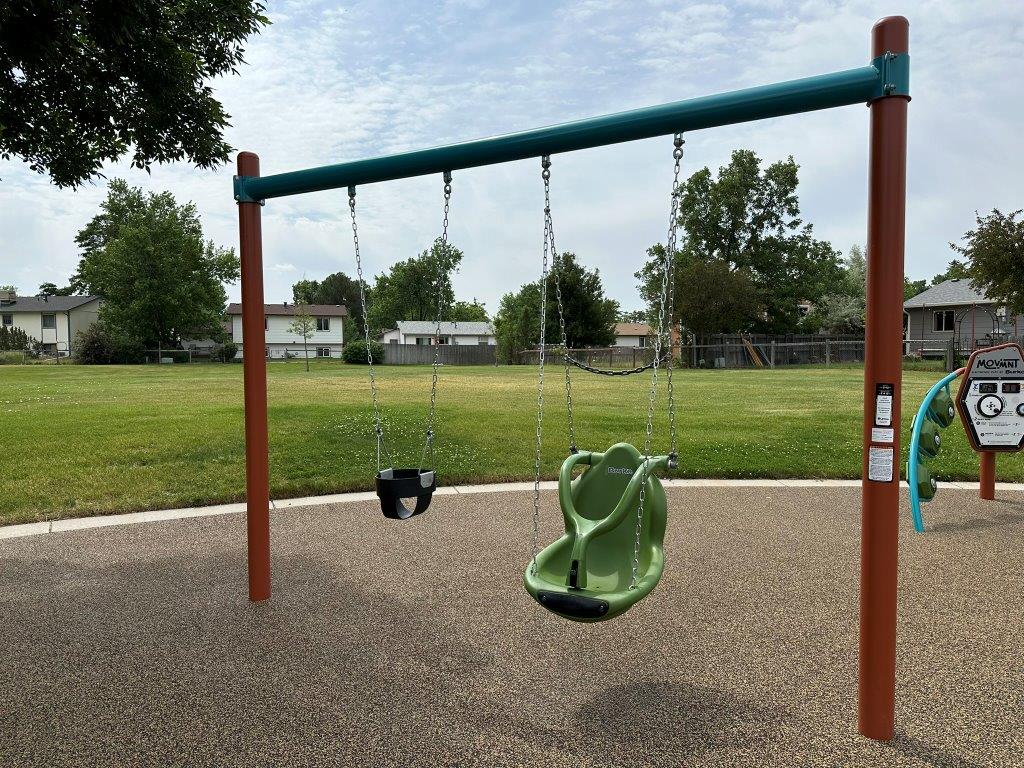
left=234, top=54, right=908, bottom=203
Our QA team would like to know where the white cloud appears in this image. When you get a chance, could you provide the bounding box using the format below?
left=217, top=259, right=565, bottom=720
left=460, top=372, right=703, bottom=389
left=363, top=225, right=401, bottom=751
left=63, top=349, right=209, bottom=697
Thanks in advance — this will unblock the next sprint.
left=2, top=0, right=1022, bottom=311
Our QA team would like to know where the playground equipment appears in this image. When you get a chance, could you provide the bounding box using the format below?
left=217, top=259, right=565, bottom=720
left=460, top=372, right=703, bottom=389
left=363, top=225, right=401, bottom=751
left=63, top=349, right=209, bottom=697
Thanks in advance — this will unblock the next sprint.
left=233, top=17, right=910, bottom=740
left=347, top=175, right=455, bottom=520
left=523, top=139, right=682, bottom=622
left=909, top=343, right=1024, bottom=531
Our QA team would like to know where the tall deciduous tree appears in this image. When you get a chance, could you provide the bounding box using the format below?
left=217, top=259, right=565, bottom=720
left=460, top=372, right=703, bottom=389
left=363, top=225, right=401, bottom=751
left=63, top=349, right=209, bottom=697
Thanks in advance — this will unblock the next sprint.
left=449, top=300, right=489, bottom=322
left=931, top=258, right=971, bottom=285
left=0, top=1, right=268, bottom=187
left=493, top=252, right=618, bottom=361
left=292, top=271, right=369, bottom=331
left=954, top=209, right=1024, bottom=315
left=72, top=179, right=239, bottom=348
left=638, top=150, right=842, bottom=334
left=367, top=239, right=462, bottom=333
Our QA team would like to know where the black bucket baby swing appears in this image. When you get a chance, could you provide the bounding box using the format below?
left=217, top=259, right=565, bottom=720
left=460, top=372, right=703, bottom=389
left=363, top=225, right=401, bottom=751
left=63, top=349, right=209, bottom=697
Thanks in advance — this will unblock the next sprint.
left=523, top=135, right=685, bottom=622
left=346, top=173, right=455, bottom=520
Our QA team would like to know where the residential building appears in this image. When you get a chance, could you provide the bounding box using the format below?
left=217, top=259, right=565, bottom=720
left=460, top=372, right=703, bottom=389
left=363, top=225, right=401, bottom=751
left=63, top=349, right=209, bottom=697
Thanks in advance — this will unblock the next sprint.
left=227, top=303, right=347, bottom=359
left=904, top=279, right=1023, bottom=352
left=0, top=290, right=102, bottom=356
left=380, top=320, right=496, bottom=345
left=613, top=322, right=653, bottom=348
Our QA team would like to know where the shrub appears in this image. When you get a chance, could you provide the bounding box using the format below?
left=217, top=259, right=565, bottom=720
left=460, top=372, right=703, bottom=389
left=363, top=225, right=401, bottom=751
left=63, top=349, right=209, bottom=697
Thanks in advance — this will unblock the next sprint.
left=73, top=321, right=146, bottom=364
left=342, top=339, right=384, bottom=364
left=0, top=350, right=25, bottom=365
left=0, top=325, right=33, bottom=351
left=213, top=341, right=239, bottom=362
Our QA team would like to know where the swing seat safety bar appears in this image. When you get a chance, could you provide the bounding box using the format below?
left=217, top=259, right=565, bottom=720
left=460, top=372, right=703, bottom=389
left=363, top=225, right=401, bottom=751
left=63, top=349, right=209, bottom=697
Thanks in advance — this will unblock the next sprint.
left=234, top=54, right=908, bottom=203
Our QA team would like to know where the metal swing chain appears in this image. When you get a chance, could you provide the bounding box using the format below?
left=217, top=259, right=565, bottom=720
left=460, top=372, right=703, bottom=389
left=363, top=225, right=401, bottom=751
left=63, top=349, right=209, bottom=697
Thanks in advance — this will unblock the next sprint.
left=664, top=137, right=684, bottom=463
left=630, top=133, right=684, bottom=589
left=542, top=156, right=577, bottom=454
left=419, top=171, right=453, bottom=473
left=348, top=186, right=394, bottom=472
left=530, top=159, right=553, bottom=574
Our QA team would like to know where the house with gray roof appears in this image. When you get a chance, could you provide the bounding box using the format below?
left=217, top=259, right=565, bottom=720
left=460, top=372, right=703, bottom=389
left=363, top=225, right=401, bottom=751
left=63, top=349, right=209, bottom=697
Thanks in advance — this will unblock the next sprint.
left=226, top=302, right=348, bottom=359
left=904, top=278, right=1023, bottom=352
left=0, top=290, right=102, bottom=356
left=379, top=320, right=495, bottom=346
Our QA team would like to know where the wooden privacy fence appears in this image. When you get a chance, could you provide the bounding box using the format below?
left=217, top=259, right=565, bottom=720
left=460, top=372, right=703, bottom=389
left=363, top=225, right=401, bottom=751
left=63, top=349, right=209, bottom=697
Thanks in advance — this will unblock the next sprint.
left=518, top=346, right=661, bottom=370
left=382, top=343, right=497, bottom=365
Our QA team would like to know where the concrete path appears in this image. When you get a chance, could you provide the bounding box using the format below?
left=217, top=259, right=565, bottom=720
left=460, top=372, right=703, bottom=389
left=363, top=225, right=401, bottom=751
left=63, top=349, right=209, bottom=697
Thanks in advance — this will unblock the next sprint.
left=1, top=486, right=1022, bottom=767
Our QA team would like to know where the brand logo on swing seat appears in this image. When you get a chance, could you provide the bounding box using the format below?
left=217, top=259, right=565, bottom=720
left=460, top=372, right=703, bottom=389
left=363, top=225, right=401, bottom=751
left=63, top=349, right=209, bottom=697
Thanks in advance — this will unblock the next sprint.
left=607, top=466, right=633, bottom=476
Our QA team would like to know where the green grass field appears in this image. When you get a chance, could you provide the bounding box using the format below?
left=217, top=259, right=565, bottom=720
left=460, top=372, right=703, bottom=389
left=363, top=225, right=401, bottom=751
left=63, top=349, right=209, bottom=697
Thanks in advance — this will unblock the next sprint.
left=1, top=361, right=1020, bottom=525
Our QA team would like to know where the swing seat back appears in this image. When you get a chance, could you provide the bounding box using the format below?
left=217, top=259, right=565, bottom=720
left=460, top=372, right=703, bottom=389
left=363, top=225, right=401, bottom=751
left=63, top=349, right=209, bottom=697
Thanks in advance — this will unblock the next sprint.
left=524, top=443, right=668, bottom=622
left=375, top=469, right=436, bottom=520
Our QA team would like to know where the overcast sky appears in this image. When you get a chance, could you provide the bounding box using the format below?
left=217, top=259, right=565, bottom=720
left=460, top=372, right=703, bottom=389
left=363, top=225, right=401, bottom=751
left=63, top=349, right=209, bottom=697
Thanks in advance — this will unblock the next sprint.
left=2, top=1, right=1022, bottom=315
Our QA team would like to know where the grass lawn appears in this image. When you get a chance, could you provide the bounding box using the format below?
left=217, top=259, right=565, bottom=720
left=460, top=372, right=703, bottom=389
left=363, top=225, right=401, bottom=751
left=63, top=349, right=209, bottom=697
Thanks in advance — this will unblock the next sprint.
left=1, top=361, right=1020, bottom=525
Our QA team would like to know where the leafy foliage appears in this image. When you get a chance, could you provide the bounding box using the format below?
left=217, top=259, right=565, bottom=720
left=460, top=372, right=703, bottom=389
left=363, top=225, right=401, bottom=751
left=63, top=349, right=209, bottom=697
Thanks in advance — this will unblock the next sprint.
left=367, top=239, right=462, bottom=333
left=214, top=341, right=239, bottom=362
left=38, top=282, right=75, bottom=296
left=931, top=258, right=971, bottom=286
left=72, top=179, right=238, bottom=349
left=449, top=300, right=489, bottom=322
left=952, top=209, right=1024, bottom=316
left=638, top=150, right=842, bottom=335
left=0, top=325, right=33, bottom=350
left=73, top=319, right=145, bottom=364
left=288, top=308, right=316, bottom=371
left=342, top=339, right=384, bottom=365
left=0, top=1, right=269, bottom=187
left=292, top=272, right=369, bottom=330
left=493, top=252, right=617, bottom=362
left=801, top=244, right=866, bottom=334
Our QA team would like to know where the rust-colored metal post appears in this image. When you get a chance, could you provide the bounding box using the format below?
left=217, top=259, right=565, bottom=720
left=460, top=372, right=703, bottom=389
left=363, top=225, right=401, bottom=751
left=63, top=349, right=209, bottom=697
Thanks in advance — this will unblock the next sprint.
left=979, top=451, right=996, bottom=500
left=859, top=15, right=909, bottom=742
left=237, top=151, right=271, bottom=602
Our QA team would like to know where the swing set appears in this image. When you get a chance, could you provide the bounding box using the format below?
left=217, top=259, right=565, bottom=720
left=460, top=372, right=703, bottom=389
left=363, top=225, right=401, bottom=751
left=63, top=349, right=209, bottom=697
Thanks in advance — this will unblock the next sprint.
left=233, top=17, right=910, bottom=741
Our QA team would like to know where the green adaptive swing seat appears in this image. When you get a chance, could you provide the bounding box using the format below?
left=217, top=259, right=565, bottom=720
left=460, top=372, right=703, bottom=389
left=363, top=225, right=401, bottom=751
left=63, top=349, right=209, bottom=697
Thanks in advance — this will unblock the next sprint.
left=524, top=443, right=669, bottom=623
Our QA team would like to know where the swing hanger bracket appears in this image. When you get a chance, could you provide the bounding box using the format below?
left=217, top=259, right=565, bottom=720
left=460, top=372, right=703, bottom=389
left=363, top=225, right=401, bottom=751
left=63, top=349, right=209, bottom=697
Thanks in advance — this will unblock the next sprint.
left=233, top=175, right=265, bottom=205
left=868, top=51, right=910, bottom=102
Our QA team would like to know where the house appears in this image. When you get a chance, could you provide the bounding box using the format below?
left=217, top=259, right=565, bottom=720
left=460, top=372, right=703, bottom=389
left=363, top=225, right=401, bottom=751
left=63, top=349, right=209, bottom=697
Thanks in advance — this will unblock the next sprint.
left=0, top=290, right=102, bottom=356
left=380, top=320, right=496, bottom=345
left=904, top=279, right=1023, bottom=353
left=613, top=322, right=654, bottom=348
left=226, top=303, right=347, bottom=359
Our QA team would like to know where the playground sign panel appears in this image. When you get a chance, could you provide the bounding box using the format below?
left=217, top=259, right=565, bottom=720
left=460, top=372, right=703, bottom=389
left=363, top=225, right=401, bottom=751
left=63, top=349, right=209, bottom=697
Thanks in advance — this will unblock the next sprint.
left=956, top=343, right=1024, bottom=452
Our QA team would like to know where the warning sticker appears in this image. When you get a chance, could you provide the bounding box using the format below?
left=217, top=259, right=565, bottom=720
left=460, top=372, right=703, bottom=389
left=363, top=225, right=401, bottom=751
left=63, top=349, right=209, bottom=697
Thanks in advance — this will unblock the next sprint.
left=868, top=446, right=894, bottom=482
left=874, top=383, right=894, bottom=427
left=871, top=427, right=894, bottom=444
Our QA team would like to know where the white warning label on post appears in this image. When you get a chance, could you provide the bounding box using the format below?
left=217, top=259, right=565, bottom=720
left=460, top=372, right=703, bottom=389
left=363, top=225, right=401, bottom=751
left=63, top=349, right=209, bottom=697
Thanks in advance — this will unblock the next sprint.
left=868, top=446, right=894, bottom=482
left=874, top=383, right=894, bottom=427
left=871, top=427, right=894, bottom=444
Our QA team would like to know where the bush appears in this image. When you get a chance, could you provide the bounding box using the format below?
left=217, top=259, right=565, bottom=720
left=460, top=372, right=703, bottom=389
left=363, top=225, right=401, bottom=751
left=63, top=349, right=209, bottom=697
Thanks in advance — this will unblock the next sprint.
left=213, top=341, right=238, bottom=362
left=342, top=339, right=384, bottom=364
left=0, top=350, right=25, bottom=364
left=0, top=325, right=34, bottom=351
left=73, top=321, right=146, bottom=364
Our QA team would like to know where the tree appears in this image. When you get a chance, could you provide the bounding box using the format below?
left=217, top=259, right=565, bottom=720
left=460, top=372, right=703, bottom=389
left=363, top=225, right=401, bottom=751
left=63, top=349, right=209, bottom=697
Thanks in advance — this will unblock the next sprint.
left=641, top=150, right=842, bottom=334
left=367, top=238, right=462, bottom=332
left=493, top=252, right=618, bottom=362
left=931, top=258, right=971, bottom=285
left=292, top=271, right=369, bottom=330
left=953, top=209, right=1024, bottom=316
left=288, top=307, right=316, bottom=371
left=904, top=278, right=928, bottom=300
left=0, top=1, right=269, bottom=187
left=0, top=284, right=16, bottom=293
left=638, top=246, right=761, bottom=336
left=800, top=244, right=866, bottom=334
left=72, top=179, right=239, bottom=348
left=617, top=309, right=648, bottom=324
left=38, top=282, right=75, bottom=296
left=449, top=299, right=489, bottom=322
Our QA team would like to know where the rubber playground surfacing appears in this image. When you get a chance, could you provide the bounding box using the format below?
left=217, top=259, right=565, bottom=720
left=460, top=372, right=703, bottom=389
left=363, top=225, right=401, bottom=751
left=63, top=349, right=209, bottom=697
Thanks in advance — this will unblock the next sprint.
left=1, top=485, right=1022, bottom=767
